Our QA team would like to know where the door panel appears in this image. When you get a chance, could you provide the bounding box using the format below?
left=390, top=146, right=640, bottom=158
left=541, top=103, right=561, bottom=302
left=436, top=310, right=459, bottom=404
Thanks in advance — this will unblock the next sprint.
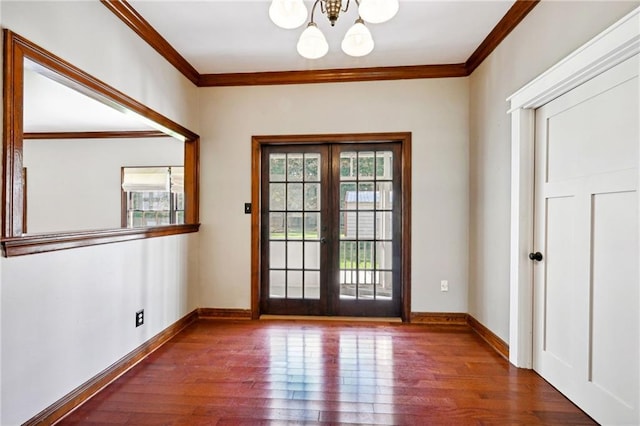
left=333, top=145, right=401, bottom=317
left=262, top=146, right=329, bottom=315
left=546, top=75, right=638, bottom=182
left=533, top=56, right=639, bottom=424
left=543, top=195, right=576, bottom=367
left=591, top=190, right=638, bottom=407
left=261, top=142, right=402, bottom=317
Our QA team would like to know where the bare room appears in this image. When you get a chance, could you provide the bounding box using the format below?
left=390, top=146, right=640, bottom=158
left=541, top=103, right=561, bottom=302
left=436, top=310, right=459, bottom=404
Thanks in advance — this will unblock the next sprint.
left=0, top=0, right=638, bottom=424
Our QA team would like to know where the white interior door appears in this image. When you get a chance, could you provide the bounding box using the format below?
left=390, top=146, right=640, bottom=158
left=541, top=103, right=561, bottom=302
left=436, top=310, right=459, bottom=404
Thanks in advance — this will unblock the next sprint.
left=533, top=55, right=639, bottom=425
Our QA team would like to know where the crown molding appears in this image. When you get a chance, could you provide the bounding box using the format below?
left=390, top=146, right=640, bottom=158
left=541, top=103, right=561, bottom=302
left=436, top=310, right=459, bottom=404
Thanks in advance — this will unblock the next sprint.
left=100, top=0, right=200, bottom=85
left=198, top=64, right=468, bottom=87
left=103, top=0, right=540, bottom=87
left=465, top=0, right=540, bottom=74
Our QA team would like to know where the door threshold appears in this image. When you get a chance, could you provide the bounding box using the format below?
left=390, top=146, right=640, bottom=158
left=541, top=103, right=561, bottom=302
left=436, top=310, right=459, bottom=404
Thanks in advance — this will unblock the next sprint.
left=259, top=315, right=402, bottom=323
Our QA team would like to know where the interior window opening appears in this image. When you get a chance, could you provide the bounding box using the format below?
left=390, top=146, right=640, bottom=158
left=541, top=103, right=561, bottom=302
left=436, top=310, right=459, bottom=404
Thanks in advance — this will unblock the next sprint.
left=121, top=166, right=185, bottom=227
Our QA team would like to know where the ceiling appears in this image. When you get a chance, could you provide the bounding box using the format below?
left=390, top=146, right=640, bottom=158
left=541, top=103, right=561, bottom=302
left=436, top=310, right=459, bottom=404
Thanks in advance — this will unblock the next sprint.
left=22, top=0, right=520, bottom=133
left=129, top=0, right=516, bottom=74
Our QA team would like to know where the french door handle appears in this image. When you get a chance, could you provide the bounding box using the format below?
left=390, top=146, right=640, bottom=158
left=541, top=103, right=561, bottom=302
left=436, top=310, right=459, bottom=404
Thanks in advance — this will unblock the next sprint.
left=528, top=252, right=543, bottom=261
left=320, top=237, right=327, bottom=244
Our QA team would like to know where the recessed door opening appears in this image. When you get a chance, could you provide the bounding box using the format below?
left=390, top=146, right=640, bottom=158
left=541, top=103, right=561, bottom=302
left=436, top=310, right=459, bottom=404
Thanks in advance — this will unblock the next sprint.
left=251, top=133, right=411, bottom=321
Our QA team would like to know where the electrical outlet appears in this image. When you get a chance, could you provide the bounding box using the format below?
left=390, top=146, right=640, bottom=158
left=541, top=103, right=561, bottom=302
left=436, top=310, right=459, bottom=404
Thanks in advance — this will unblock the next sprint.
left=440, top=280, right=449, bottom=292
left=136, top=309, right=144, bottom=327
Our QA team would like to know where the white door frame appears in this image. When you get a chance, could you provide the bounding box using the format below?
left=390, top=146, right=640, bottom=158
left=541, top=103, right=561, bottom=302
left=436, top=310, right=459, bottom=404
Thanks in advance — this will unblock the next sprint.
left=507, top=7, right=640, bottom=368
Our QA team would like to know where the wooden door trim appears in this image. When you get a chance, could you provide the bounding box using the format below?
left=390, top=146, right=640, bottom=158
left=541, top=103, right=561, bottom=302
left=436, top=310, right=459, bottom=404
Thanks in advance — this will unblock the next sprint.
left=251, top=133, right=412, bottom=321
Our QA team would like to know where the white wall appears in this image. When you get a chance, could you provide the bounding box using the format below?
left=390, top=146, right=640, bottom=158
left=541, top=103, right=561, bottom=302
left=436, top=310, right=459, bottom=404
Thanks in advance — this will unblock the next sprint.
left=1, top=235, right=198, bottom=423
left=468, top=0, right=640, bottom=342
left=0, top=2, right=200, bottom=424
left=1, top=1, right=198, bottom=132
left=24, top=137, right=184, bottom=233
left=197, top=78, right=470, bottom=313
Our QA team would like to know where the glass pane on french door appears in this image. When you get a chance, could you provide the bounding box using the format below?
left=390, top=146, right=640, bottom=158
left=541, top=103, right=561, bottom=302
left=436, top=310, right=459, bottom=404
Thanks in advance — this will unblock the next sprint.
left=268, top=152, right=322, bottom=299
left=338, top=150, right=394, bottom=301
left=333, top=144, right=401, bottom=318
left=261, top=143, right=401, bottom=317
left=261, top=145, right=329, bottom=316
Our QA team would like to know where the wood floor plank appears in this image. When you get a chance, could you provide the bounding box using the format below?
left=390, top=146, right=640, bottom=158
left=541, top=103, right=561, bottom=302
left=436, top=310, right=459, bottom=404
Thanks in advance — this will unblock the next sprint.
left=58, top=320, right=595, bottom=425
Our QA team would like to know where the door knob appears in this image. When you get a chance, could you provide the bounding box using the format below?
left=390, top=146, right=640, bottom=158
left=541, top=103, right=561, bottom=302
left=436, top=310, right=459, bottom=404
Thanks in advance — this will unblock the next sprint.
left=320, top=237, right=327, bottom=244
left=528, top=252, right=543, bottom=261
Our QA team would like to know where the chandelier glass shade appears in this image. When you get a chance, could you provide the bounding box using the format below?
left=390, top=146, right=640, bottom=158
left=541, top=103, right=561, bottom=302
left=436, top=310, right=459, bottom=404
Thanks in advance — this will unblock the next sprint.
left=297, top=23, right=330, bottom=59
left=357, top=0, right=399, bottom=24
left=269, top=0, right=399, bottom=59
left=269, top=0, right=309, bottom=29
left=341, top=18, right=374, bottom=57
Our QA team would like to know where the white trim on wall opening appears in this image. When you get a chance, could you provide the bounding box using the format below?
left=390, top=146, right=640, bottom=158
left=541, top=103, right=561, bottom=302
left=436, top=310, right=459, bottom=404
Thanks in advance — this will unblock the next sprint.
left=507, top=6, right=640, bottom=369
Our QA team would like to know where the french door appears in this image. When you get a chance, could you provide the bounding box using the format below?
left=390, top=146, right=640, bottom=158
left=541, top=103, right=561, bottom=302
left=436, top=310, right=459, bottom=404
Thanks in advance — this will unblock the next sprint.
left=260, top=142, right=403, bottom=317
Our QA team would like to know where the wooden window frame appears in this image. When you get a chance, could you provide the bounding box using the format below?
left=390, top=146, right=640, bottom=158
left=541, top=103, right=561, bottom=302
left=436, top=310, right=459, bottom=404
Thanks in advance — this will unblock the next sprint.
left=251, top=133, right=412, bottom=321
left=2, top=30, right=200, bottom=257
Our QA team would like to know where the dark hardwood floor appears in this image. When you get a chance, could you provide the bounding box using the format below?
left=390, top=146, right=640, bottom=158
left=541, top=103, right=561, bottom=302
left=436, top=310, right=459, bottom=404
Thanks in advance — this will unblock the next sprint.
left=60, top=320, right=595, bottom=425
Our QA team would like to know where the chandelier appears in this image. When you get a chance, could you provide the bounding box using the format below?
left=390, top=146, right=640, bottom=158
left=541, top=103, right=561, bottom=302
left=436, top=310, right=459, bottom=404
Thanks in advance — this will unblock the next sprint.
left=269, top=0, right=399, bottom=59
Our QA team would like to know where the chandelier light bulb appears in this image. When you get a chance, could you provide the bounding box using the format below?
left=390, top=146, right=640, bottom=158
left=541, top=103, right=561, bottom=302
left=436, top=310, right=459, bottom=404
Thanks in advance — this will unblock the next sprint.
left=341, top=19, right=374, bottom=57
left=269, top=0, right=308, bottom=29
left=297, top=23, right=329, bottom=59
left=358, top=0, right=399, bottom=24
